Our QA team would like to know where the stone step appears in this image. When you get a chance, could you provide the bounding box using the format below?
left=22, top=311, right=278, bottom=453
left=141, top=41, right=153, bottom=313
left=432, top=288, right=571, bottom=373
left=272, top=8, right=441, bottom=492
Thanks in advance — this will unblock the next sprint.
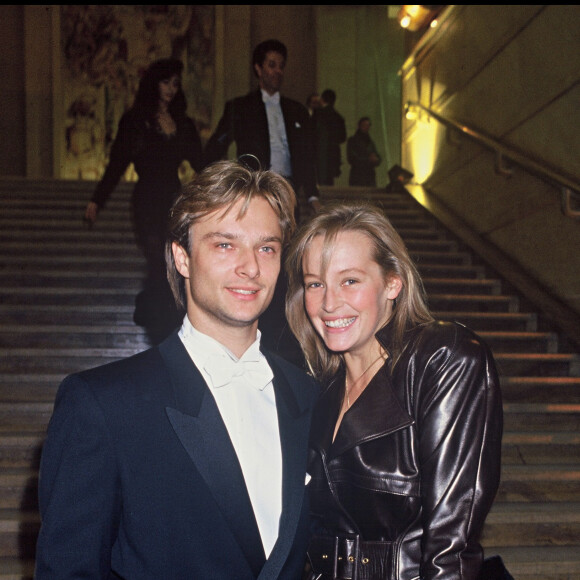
left=0, top=272, right=144, bottom=290
left=482, top=501, right=580, bottom=547
left=382, top=226, right=446, bottom=240
left=492, top=333, right=563, bottom=355
left=404, top=239, right=461, bottom=252
left=389, top=217, right=449, bottom=230
left=410, top=249, right=474, bottom=265
left=0, top=404, right=53, bottom=433
left=321, top=188, right=417, bottom=204
left=0, top=375, right=61, bottom=404
left=0, top=435, right=44, bottom=470
left=497, top=464, right=580, bottom=502
left=494, top=353, right=580, bottom=377
left=0, top=557, right=34, bottom=580
left=480, top=331, right=560, bottom=354
left=0, top=258, right=145, bottom=276
left=1, top=228, right=136, bottom=243
left=0, top=220, right=135, bottom=244
left=354, top=207, right=427, bottom=220
left=416, top=262, right=487, bottom=279
left=434, top=311, right=538, bottom=331
left=483, top=546, right=580, bottom=580
left=0, top=472, right=39, bottom=511
left=422, top=277, right=503, bottom=294
left=0, top=305, right=136, bottom=325
left=0, top=324, right=150, bottom=349
left=0, top=177, right=130, bottom=195
left=0, top=348, right=143, bottom=374
left=503, top=404, right=580, bottom=432
left=0, top=287, right=140, bottom=307
left=2, top=241, right=142, bottom=258
left=501, top=431, right=580, bottom=464
left=0, top=508, right=39, bottom=559
left=0, top=207, right=131, bottom=223
left=427, top=293, right=519, bottom=312
left=500, top=377, right=580, bottom=403
left=0, top=196, right=129, bottom=210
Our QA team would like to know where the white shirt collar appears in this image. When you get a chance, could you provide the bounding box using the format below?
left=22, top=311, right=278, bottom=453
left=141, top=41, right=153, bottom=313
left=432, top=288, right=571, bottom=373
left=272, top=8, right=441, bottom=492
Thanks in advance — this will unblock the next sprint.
left=178, top=316, right=271, bottom=390
left=261, top=89, right=281, bottom=105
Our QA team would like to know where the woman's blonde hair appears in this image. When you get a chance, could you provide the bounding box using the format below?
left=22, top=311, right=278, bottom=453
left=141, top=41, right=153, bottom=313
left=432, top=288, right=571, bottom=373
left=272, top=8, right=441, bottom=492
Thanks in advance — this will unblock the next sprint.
left=285, top=201, right=433, bottom=381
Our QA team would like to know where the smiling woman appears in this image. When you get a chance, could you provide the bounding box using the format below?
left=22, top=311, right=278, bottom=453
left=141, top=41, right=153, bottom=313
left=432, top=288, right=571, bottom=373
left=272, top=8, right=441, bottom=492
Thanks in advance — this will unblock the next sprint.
left=285, top=201, right=504, bottom=580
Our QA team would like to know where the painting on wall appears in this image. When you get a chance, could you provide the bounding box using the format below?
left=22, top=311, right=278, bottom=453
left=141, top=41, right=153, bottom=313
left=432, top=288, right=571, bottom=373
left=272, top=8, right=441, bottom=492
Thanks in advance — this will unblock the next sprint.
left=60, top=5, right=214, bottom=181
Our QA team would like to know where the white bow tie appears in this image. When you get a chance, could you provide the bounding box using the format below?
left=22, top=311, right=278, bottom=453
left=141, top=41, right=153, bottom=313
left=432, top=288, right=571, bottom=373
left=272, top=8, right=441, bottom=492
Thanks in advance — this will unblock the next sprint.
left=263, top=92, right=280, bottom=105
left=204, top=352, right=273, bottom=391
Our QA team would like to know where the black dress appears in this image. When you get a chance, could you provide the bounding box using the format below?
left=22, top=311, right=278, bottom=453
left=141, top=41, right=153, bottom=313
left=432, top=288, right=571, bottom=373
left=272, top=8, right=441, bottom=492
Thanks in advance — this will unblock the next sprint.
left=91, top=109, right=202, bottom=339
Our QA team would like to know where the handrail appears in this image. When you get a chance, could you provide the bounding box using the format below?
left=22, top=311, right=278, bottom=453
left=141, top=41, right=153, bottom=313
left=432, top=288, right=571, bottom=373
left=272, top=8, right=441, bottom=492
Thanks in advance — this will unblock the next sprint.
left=405, top=101, right=580, bottom=217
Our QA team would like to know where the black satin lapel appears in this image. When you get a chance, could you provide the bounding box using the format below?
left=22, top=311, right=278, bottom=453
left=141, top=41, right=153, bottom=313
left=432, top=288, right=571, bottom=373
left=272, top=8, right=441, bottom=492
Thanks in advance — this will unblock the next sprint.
left=158, top=332, right=204, bottom=415
left=332, top=366, right=414, bottom=458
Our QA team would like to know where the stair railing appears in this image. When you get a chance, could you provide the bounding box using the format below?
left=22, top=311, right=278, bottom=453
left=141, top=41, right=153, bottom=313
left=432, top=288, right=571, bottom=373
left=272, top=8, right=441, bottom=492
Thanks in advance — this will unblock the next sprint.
left=404, top=101, right=580, bottom=218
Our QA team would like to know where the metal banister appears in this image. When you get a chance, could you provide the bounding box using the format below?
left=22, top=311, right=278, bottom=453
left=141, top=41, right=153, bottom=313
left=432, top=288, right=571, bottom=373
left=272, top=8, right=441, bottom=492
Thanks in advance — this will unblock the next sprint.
left=405, top=101, right=580, bottom=217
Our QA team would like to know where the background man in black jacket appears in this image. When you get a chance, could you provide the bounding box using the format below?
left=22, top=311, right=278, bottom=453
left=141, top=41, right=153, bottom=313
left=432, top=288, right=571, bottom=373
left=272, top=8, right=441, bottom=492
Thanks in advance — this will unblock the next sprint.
left=204, top=39, right=320, bottom=216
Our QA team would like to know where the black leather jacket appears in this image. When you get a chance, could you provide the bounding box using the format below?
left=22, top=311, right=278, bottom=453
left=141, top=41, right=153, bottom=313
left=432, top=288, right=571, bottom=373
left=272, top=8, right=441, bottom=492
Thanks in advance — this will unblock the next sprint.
left=307, top=321, right=503, bottom=580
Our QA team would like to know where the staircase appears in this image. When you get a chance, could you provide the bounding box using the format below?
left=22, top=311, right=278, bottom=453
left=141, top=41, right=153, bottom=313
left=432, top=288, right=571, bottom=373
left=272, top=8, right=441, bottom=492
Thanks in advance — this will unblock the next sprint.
left=0, top=178, right=150, bottom=579
left=1, top=180, right=579, bottom=579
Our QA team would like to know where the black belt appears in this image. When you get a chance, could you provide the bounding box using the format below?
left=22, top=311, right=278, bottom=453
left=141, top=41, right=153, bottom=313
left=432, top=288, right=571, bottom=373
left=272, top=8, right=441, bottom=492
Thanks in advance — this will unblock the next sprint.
left=307, top=534, right=392, bottom=580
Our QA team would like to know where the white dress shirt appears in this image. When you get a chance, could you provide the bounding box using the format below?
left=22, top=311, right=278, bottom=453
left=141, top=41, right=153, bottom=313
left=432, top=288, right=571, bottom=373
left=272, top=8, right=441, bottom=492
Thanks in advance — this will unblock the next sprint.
left=178, top=316, right=282, bottom=557
left=262, top=89, right=292, bottom=178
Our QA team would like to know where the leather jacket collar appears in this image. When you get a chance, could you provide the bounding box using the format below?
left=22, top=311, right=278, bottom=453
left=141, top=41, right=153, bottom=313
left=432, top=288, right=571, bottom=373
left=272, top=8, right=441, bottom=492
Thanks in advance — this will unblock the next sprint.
left=309, top=321, right=415, bottom=459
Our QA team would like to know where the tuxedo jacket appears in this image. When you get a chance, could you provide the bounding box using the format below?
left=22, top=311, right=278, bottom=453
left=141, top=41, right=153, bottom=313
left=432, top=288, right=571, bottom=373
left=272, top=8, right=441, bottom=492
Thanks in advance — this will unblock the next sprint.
left=203, top=90, right=318, bottom=200
left=35, top=331, right=319, bottom=579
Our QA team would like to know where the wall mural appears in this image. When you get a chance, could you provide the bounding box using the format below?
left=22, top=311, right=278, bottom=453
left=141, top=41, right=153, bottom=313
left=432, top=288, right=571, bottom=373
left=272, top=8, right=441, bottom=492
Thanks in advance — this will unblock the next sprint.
left=60, top=5, right=214, bottom=181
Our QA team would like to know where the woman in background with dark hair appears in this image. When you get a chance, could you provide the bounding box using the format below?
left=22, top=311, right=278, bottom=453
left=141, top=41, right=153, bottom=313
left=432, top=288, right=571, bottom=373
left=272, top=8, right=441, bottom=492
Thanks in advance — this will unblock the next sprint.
left=286, top=201, right=504, bottom=580
left=84, top=58, right=203, bottom=339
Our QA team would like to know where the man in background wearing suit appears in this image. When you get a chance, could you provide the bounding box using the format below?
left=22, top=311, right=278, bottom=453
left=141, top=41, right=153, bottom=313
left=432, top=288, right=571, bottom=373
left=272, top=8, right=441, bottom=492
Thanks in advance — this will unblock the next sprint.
left=204, top=39, right=320, bottom=217
left=35, top=160, right=319, bottom=579
left=204, top=39, right=318, bottom=366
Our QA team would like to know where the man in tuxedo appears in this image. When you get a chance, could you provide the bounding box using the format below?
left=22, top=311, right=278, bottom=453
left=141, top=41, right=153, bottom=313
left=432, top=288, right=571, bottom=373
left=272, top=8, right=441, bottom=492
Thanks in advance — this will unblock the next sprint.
left=204, top=39, right=318, bottom=366
left=35, top=160, right=319, bottom=579
left=204, top=39, right=320, bottom=216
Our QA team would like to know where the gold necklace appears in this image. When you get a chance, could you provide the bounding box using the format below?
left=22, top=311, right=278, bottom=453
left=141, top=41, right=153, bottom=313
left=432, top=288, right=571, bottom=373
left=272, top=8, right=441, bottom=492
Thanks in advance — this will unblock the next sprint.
left=345, top=353, right=385, bottom=409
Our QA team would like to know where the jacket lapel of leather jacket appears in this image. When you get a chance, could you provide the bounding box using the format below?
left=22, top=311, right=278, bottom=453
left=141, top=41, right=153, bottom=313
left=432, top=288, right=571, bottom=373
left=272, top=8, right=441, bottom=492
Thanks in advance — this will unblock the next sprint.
left=312, top=365, right=414, bottom=459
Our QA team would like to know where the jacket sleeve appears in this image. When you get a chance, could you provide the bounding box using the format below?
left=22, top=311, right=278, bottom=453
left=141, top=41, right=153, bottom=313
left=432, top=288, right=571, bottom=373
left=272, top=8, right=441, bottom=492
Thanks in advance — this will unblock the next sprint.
left=182, top=116, right=203, bottom=173
left=90, top=113, right=136, bottom=209
left=203, top=101, right=235, bottom=168
left=35, top=375, right=120, bottom=579
left=415, top=325, right=503, bottom=579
